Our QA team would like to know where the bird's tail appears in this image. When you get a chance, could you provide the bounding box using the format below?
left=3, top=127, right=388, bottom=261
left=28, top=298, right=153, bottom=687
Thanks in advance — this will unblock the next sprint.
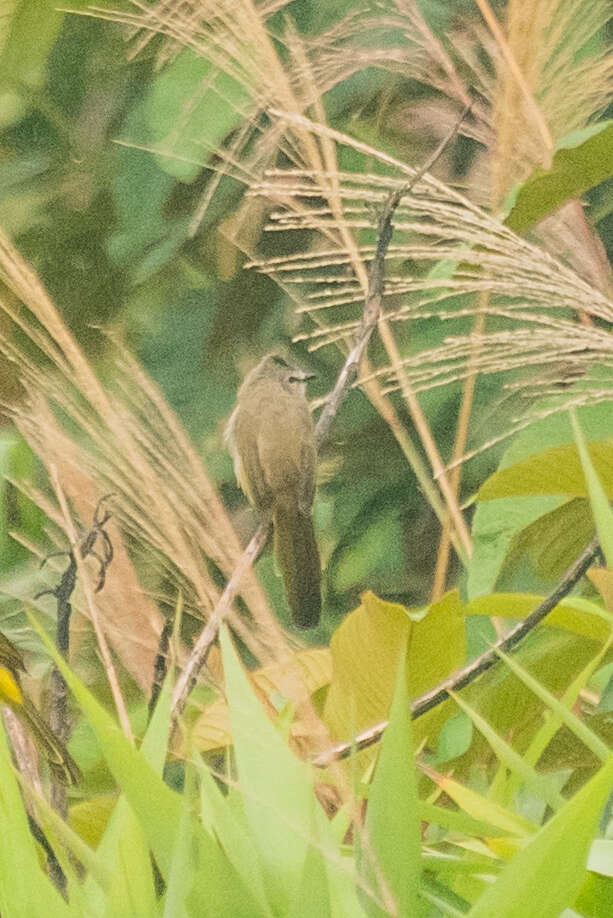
left=273, top=500, right=321, bottom=628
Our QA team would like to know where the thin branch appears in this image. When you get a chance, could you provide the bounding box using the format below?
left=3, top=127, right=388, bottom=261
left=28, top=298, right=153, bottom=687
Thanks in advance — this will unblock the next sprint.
left=49, top=470, right=132, bottom=743
left=170, top=522, right=270, bottom=717
left=170, top=105, right=472, bottom=721
left=313, top=535, right=600, bottom=766
left=36, top=492, right=114, bottom=809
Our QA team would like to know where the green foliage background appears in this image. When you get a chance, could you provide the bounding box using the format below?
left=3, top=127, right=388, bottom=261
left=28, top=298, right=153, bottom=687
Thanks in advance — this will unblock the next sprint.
left=0, top=0, right=611, bottom=916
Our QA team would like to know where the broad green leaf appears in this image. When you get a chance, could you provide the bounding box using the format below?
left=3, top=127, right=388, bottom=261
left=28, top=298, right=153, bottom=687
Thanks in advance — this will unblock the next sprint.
left=331, top=511, right=405, bottom=593
left=466, top=755, right=613, bottom=918
left=505, top=121, right=613, bottom=232
left=323, top=591, right=465, bottom=751
left=469, top=397, right=613, bottom=598
left=571, top=410, right=613, bottom=567
left=466, top=593, right=612, bottom=645
left=490, top=396, right=613, bottom=466
left=109, top=104, right=176, bottom=267
left=502, top=498, right=594, bottom=583
left=70, top=794, right=117, bottom=850
left=468, top=496, right=563, bottom=597
left=0, top=0, right=63, bottom=92
left=461, top=622, right=606, bottom=775
left=362, top=645, right=421, bottom=918
left=478, top=440, right=613, bottom=501
left=145, top=49, right=251, bottom=181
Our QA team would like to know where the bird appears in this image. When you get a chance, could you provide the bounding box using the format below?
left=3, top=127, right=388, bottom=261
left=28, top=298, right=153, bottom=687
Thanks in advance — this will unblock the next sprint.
left=225, top=353, right=321, bottom=628
left=0, top=631, right=80, bottom=785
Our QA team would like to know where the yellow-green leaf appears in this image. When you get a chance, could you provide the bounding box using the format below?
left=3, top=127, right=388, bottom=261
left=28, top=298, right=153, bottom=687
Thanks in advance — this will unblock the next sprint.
left=466, top=592, right=612, bottom=644
left=323, top=591, right=465, bottom=749
left=478, top=441, right=613, bottom=501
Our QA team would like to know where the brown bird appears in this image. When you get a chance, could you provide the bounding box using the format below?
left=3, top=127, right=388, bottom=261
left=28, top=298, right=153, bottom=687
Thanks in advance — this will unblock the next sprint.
left=225, top=353, right=321, bottom=628
left=0, top=631, right=80, bottom=785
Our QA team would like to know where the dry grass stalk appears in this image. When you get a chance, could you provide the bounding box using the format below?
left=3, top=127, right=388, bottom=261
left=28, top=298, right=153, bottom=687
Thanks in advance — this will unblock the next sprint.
left=84, top=0, right=476, bottom=555
left=0, top=230, right=301, bottom=698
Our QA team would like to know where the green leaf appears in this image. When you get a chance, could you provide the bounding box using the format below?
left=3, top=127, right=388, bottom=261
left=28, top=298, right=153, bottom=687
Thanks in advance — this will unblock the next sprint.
left=478, top=440, right=613, bottom=501
left=0, top=718, right=72, bottom=918
left=435, top=711, right=474, bottom=764
left=505, top=120, right=613, bottom=232
left=502, top=498, right=594, bottom=583
left=465, top=755, right=613, bottom=918
left=289, top=827, right=332, bottom=918
left=495, top=647, right=611, bottom=764
left=330, top=510, right=405, bottom=594
left=0, top=0, right=63, bottom=92
left=422, top=768, right=536, bottom=837
left=570, top=410, right=613, bottom=567
left=145, top=49, right=251, bottom=181
left=219, top=625, right=318, bottom=914
left=418, top=800, right=512, bottom=840
left=500, top=640, right=611, bottom=810
left=449, top=691, right=565, bottom=812
left=163, top=763, right=196, bottom=918
left=468, top=497, right=563, bottom=597
left=466, top=593, right=613, bottom=645
left=198, top=767, right=273, bottom=915
left=323, top=591, right=465, bottom=753
left=362, top=645, right=421, bottom=917
left=31, top=615, right=260, bottom=916
left=469, top=398, right=613, bottom=598
left=575, top=870, right=613, bottom=918
left=80, top=670, right=175, bottom=917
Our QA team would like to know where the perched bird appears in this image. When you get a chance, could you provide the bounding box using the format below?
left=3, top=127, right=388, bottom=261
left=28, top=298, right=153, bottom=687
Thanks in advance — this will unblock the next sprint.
left=0, top=631, right=80, bottom=785
left=225, top=353, right=321, bottom=628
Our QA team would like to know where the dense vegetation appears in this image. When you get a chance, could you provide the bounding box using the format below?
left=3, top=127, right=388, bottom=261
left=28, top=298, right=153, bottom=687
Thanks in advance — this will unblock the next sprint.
left=0, top=0, right=611, bottom=915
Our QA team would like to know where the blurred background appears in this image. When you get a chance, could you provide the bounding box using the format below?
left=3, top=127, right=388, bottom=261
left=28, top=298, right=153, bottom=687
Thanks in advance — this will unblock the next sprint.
left=0, top=0, right=610, bottom=648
